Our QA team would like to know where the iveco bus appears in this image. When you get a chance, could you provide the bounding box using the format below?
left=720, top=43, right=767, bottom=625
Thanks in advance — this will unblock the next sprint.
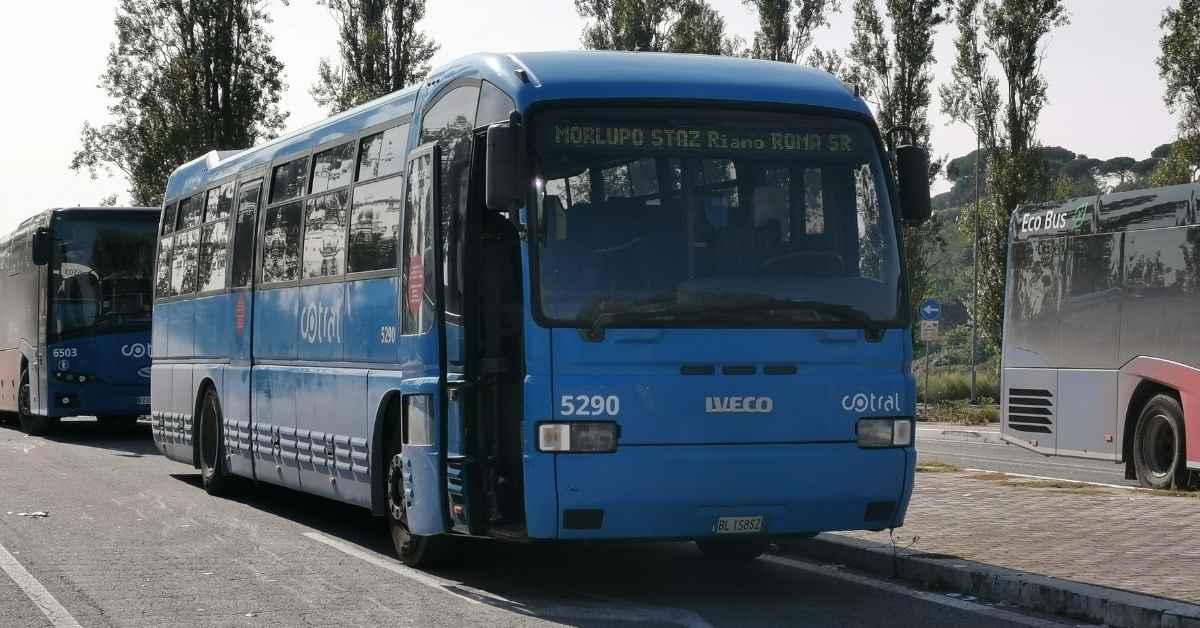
left=1002, top=182, right=1200, bottom=489
left=152, top=51, right=931, bottom=565
left=0, top=207, right=158, bottom=435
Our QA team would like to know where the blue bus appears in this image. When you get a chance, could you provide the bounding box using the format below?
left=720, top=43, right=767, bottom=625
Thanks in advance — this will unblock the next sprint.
left=152, top=51, right=931, bottom=565
left=0, top=207, right=158, bottom=435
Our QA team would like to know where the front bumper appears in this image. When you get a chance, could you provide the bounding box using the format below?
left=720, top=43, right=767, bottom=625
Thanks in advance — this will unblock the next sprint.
left=549, top=442, right=914, bottom=540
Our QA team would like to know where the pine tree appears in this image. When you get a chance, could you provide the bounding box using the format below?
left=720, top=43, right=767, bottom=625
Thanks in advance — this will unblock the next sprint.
left=71, top=0, right=287, bottom=207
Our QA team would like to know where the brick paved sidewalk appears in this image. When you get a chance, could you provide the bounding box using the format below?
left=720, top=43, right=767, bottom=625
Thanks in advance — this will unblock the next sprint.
left=836, top=470, right=1200, bottom=603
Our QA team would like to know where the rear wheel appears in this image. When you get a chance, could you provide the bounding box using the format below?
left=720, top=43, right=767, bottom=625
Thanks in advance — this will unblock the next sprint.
left=1132, top=393, right=1190, bottom=490
left=17, top=370, right=57, bottom=436
left=695, top=538, right=769, bottom=562
left=198, top=388, right=230, bottom=496
left=385, top=418, right=450, bottom=567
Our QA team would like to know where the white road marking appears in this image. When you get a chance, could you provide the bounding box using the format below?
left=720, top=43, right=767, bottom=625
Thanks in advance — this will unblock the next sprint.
left=961, top=468, right=1150, bottom=492
left=303, top=532, right=713, bottom=627
left=0, top=542, right=82, bottom=628
left=762, top=555, right=1071, bottom=628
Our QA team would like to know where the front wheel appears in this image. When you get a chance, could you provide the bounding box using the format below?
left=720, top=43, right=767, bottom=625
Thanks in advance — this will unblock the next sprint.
left=385, top=420, right=451, bottom=567
left=1132, top=394, right=1190, bottom=490
left=198, top=389, right=231, bottom=496
left=695, top=538, right=769, bottom=562
left=17, top=370, right=57, bottom=436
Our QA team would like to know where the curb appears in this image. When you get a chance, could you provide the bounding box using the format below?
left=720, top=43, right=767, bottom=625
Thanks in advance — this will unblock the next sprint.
left=916, top=424, right=1005, bottom=445
left=775, top=535, right=1200, bottom=628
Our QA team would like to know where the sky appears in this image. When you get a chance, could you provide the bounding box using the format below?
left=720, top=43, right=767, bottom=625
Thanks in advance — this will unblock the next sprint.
left=0, top=0, right=1181, bottom=235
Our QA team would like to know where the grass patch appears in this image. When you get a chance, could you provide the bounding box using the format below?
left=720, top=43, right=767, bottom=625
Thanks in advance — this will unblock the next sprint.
left=916, top=460, right=960, bottom=473
left=919, top=400, right=999, bottom=425
left=915, top=370, right=999, bottom=403
left=965, top=473, right=1111, bottom=494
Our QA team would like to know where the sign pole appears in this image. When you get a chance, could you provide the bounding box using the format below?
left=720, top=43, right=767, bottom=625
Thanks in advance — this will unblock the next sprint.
left=924, top=340, right=931, bottom=412
left=917, top=297, right=941, bottom=416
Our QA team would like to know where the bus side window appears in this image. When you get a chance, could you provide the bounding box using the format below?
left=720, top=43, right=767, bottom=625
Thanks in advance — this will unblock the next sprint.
left=402, top=152, right=434, bottom=335
left=155, top=235, right=174, bottom=297
left=347, top=175, right=402, bottom=273
left=230, top=181, right=262, bottom=288
left=419, top=84, right=480, bottom=317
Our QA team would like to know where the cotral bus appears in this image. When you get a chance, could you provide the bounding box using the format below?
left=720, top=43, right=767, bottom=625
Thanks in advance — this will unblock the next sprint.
left=0, top=207, right=157, bottom=435
left=151, top=51, right=932, bottom=565
left=1002, top=182, right=1200, bottom=489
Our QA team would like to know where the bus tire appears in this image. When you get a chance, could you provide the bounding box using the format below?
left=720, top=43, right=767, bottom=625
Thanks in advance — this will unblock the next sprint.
left=17, top=370, right=57, bottom=436
left=1132, top=393, right=1190, bottom=490
left=385, top=420, right=450, bottom=567
left=695, top=538, right=769, bottom=562
left=198, top=388, right=231, bottom=496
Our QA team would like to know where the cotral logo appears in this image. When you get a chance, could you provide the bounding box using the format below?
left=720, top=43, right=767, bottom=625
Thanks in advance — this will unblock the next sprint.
left=121, top=343, right=150, bottom=358
left=841, top=392, right=901, bottom=413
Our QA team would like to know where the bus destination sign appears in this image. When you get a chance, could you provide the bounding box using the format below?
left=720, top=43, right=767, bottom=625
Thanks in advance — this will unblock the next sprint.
left=547, top=123, right=858, bottom=155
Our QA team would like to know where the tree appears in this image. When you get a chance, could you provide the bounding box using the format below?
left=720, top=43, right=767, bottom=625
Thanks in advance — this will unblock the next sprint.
left=939, top=0, right=1068, bottom=344
left=311, top=0, right=439, bottom=114
left=1151, top=140, right=1199, bottom=186
left=575, top=0, right=736, bottom=54
left=845, top=0, right=948, bottom=321
left=98, top=194, right=119, bottom=208
left=1157, top=0, right=1200, bottom=180
left=744, top=0, right=840, bottom=63
left=71, top=0, right=287, bottom=207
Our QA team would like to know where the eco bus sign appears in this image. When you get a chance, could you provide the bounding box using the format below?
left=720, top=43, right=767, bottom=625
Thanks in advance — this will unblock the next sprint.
left=1019, top=204, right=1089, bottom=236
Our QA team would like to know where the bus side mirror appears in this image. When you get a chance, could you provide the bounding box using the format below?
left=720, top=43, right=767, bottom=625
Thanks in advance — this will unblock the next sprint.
left=485, top=121, right=526, bottom=211
left=896, top=145, right=932, bottom=225
left=31, top=228, right=51, bottom=266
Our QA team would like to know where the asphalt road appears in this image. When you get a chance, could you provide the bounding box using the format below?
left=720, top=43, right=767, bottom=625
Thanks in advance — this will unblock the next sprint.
left=916, top=424, right=1137, bottom=487
left=0, top=417, right=1080, bottom=628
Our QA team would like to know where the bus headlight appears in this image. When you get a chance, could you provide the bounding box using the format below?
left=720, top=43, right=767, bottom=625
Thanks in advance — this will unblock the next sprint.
left=538, top=422, right=619, bottom=453
left=857, top=418, right=913, bottom=448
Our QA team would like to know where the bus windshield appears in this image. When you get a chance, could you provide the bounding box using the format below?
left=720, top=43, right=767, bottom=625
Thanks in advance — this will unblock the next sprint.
left=50, top=212, right=156, bottom=341
left=533, top=108, right=903, bottom=329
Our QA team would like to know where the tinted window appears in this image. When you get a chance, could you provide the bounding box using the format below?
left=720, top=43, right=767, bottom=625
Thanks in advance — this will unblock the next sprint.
left=161, top=202, right=178, bottom=235
left=348, top=176, right=402, bottom=273
left=302, top=190, right=349, bottom=278
left=419, top=86, right=479, bottom=145
left=169, top=229, right=199, bottom=295
left=311, top=142, right=356, bottom=194
left=204, top=182, right=235, bottom=223
left=476, top=81, right=515, bottom=127
left=270, top=158, right=308, bottom=203
left=155, top=236, right=173, bottom=297
left=261, top=201, right=302, bottom=283
left=357, top=124, right=409, bottom=182
left=402, top=152, right=435, bottom=334
left=197, top=220, right=229, bottom=292
left=230, top=181, right=262, bottom=288
left=179, top=194, right=204, bottom=229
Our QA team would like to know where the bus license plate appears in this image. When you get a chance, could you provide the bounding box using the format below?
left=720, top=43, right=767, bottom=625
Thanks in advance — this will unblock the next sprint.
left=138, top=396, right=151, bottom=406
left=715, top=516, right=763, bottom=534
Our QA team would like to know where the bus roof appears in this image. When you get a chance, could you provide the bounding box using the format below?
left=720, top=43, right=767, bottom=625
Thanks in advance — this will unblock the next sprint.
left=164, top=51, right=868, bottom=204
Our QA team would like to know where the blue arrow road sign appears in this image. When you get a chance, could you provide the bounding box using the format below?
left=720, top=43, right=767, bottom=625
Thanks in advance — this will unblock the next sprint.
left=919, top=298, right=941, bottom=321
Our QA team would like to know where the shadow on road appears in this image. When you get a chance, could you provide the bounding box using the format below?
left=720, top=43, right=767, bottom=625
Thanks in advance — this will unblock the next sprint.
left=163, top=471, right=895, bottom=628
left=0, top=416, right=159, bottom=458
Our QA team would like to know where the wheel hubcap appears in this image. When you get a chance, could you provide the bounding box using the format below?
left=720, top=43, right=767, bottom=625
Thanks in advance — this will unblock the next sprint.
left=1142, top=413, right=1176, bottom=477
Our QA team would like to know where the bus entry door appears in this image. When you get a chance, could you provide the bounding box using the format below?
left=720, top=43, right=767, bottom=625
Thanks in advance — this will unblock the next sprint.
left=400, top=143, right=450, bottom=536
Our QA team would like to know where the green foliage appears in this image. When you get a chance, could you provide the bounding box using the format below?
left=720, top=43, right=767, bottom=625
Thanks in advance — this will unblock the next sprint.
left=939, top=0, right=1068, bottom=347
left=312, top=0, right=439, bottom=115
left=744, top=0, right=839, bottom=63
left=1151, top=141, right=1198, bottom=186
left=71, top=0, right=287, bottom=207
left=1158, top=0, right=1200, bottom=143
left=574, top=0, right=738, bottom=54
